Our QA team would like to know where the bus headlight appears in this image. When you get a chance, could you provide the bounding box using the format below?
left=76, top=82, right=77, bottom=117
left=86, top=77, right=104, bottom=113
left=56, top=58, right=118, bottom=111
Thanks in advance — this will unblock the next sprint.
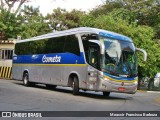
left=98, top=71, right=104, bottom=78
left=134, top=80, right=138, bottom=84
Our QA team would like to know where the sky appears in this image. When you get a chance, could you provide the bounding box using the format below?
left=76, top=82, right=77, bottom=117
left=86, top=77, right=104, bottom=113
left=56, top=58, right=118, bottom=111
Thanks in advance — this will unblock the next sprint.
left=25, top=0, right=104, bottom=15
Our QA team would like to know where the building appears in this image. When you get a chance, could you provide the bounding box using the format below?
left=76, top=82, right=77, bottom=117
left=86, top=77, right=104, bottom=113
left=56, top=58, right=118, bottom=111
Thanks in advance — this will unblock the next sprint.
left=0, top=32, right=15, bottom=79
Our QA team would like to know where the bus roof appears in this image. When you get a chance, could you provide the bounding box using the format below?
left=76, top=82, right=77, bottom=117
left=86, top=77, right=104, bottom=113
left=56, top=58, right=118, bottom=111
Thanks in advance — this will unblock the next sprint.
left=16, top=27, right=132, bottom=43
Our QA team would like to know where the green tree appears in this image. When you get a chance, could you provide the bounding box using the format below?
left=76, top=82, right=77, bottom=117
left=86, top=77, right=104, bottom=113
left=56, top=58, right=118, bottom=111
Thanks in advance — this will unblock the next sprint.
left=0, top=9, right=21, bottom=38
left=90, top=0, right=123, bottom=17
left=46, top=8, right=86, bottom=31
left=18, top=5, right=51, bottom=39
left=92, top=0, right=160, bottom=39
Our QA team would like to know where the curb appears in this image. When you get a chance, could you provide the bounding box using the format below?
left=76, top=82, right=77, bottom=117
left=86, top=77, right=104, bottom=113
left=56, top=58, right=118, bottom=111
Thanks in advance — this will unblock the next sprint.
left=147, top=91, right=160, bottom=94
left=137, top=90, right=160, bottom=93
left=137, top=90, right=147, bottom=92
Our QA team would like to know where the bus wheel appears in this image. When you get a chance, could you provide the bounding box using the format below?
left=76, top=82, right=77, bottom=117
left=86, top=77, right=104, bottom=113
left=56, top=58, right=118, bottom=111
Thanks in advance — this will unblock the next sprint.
left=23, top=73, right=30, bottom=87
left=103, top=92, right=110, bottom=97
left=72, top=76, right=79, bottom=95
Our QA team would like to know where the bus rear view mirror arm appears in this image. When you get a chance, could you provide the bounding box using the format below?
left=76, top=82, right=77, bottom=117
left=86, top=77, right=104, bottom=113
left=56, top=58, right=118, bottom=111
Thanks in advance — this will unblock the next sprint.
left=136, top=48, right=147, bottom=62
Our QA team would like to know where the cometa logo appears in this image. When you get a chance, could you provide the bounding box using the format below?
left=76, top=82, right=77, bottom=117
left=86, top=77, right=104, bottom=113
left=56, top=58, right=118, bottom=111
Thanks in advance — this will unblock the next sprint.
left=42, top=55, right=61, bottom=63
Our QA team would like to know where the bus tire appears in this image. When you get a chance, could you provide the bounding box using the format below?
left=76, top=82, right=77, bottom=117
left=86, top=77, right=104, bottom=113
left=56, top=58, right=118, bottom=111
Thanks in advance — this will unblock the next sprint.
left=23, top=73, right=30, bottom=87
left=72, top=76, right=79, bottom=95
left=103, top=92, right=110, bottom=97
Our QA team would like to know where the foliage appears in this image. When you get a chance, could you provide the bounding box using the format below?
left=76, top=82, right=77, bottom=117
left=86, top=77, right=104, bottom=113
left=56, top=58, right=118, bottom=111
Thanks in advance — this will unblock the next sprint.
left=46, top=8, right=86, bottom=30
left=17, top=5, right=52, bottom=39
left=0, top=9, right=21, bottom=38
left=90, top=0, right=124, bottom=17
left=91, top=0, right=160, bottom=40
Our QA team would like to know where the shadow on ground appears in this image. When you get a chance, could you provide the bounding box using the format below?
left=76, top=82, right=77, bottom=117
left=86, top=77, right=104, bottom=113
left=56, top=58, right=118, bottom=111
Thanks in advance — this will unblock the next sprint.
left=13, top=80, right=133, bottom=100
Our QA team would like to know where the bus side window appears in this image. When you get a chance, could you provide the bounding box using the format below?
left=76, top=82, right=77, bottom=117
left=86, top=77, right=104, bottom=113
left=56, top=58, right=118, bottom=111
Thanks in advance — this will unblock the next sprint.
left=45, top=37, right=65, bottom=54
left=88, top=45, right=99, bottom=69
left=82, top=40, right=89, bottom=63
left=82, top=40, right=100, bottom=69
left=64, top=35, right=80, bottom=56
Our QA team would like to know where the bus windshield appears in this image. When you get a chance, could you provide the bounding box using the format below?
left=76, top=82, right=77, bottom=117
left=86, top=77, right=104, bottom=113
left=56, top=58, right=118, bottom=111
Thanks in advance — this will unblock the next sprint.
left=100, top=36, right=138, bottom=78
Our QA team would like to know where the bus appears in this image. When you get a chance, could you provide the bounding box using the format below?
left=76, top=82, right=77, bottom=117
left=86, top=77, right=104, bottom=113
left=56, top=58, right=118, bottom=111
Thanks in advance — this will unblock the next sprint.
left=12, top=27, right=147, bottom=96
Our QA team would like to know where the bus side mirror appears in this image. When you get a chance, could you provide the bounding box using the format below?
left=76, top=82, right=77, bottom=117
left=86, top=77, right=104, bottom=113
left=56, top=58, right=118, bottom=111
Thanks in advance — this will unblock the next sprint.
left=136, top=48, right=147, bottom=62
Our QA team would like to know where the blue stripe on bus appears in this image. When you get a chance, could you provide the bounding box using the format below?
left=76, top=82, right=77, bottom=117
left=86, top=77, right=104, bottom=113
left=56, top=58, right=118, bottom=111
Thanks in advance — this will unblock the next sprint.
left=99, top=32, right=132, bottom=42
left=13, top=52, right=86, bottom=64
left=103, top=72, right=137, bottom=81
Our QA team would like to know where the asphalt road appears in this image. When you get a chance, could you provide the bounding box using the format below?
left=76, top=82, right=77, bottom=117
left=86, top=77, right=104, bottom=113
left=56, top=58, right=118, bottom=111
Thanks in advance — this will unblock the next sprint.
left=0, top=79, right=160, bottom=120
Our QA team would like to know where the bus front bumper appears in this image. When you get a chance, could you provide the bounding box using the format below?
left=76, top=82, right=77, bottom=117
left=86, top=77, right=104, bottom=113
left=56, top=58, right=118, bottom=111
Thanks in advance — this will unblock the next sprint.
left=99, top=78, right=138, bottom=94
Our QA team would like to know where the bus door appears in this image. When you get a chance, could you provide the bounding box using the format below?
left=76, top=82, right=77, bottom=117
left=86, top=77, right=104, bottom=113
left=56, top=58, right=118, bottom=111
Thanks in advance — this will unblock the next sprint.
left=87, top=43, right=100, bottom=90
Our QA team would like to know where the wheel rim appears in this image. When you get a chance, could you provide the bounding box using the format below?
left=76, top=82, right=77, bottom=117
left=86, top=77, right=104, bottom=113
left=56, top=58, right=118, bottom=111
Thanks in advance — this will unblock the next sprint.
left=24, top=76, right=27, bottom=85
left=73, top=81, right=75, bottom=89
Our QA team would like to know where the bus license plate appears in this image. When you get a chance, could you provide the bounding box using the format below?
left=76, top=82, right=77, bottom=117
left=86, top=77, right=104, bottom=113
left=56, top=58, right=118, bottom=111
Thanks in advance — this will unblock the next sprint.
left=118, top=87, right=126, bottom=91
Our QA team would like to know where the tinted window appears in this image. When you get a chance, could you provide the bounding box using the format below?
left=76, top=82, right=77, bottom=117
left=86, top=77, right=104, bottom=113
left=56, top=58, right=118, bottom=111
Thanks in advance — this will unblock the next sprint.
left=64, top=35, right=80, bottom=56
left=45, top=36, right=65, bottom=53
left=82, top=40, right=89, bottom=63
left=15, top=34, right=80, bottom=56
left=82, top=41, right=100, bottom=69
left=15, top=39, right=47, bottom=55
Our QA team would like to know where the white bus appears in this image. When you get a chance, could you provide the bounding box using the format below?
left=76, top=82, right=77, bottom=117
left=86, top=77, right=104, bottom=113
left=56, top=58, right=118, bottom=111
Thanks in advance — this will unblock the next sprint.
left=12, top=27, right=147, bottom=96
